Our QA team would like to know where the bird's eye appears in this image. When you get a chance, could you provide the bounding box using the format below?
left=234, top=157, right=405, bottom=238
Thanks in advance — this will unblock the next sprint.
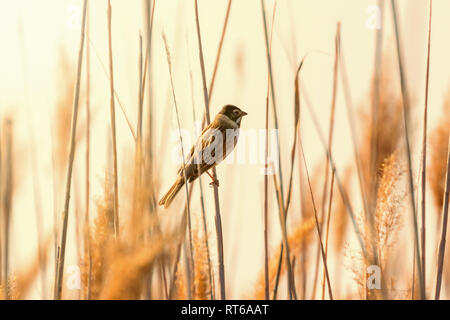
left=233, top=110, right=240, bottom=115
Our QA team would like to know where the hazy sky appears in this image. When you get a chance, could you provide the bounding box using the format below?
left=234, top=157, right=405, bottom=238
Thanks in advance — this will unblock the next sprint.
left=0, top=0, right=449, bottom=299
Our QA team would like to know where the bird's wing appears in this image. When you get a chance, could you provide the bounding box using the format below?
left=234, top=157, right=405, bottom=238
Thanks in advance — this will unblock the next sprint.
left=178, top=117, right=237, bottom=177
left=177, top=121, right=217, bottom=175
left=187, top=121, right=214, bottom=160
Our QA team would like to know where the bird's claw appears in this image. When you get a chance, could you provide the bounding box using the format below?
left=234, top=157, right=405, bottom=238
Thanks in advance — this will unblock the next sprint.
left=209, top=179, right=220, bottom=188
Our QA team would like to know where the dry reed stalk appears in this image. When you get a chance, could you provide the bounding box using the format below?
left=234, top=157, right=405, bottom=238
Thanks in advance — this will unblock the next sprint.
left=260, top=0, right=296, bottom=300
left=193, top=0, right=233, bottom=130
left=1, top=118, right=13, bottom=299
left=53, top=0, right=87, bottom=300
left=131, top=33, right=145, bottom=243
left=84, top=2, right=92, bottom=299
left=271, top=165, right=298, bottom=299
left=186, top=55, right=214, bottom=299
left=301, top=82, right=367, bottom=257
left=315, top=23, right=340, bottom=300
left=207, top=0, right=232, bottom=104
left=140, top=0, right=155, bottom=110
left=194, top=0, right=226, bottom=300
left=369, top=0, right=385, bottom=214
left=339, top=38, right=370, bottom=228
left=263, top=1, right=278, bottom=300
left=169, top=242, right=184, bottom=299
left=144, top=0, right=157, bottom=215
left=141, top=0, right=160, bottom=299
left=435, top=135, right=450, bottom=299
left=263, top=83, right=270, bottom=300
left=331, top=166, right=352, bottom=253
left=297, top=161, right=323, bottom=299
left=272, top=54, right=304, bottom=299
left=137, top=33, right=144, bottom=144
left=0, top=125, right=2, bottom=294
left=178, top=3, right=234, bottom=298
left=54, top=53, right=78, bottom=174
left=300, top=141, right=333, bottom=299
left=107, top=0, right=120, bottom=239
left=391, top=0, right=424, bottom=298
left=284, top=15, right=299, bottom=220
left=85, top=37, right=136, bottom=141
left=340, top=30, right=385, bottom=296
left=162, top=33, right=195, bottom=299
left=357, top=62, right=404, bottom=289
left=420, top=0, right=433, bottom=294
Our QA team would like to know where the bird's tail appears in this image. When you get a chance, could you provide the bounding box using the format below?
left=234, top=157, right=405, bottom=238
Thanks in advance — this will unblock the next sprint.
left=158, top=176, right=185, bottom=208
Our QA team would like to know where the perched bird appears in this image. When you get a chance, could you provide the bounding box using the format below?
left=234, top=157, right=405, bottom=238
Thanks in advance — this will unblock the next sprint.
left=159, top=104, right=248, bottom=208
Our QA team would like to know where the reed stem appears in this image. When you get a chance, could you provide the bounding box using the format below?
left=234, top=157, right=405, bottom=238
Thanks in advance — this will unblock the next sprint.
left=53, top=0, right=88, bottom=300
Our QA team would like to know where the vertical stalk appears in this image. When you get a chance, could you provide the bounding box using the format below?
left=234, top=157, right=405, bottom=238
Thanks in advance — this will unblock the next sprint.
left=420, top=0, right=433, bottom=297
left=162, top=33, right=194, bottom=299
left=53, top=0, right=88, bottom=300
left=1, top=119, right=13, bottom=299
left=300, top=141, right=333, bottom=300
left=435, top=135, right=450, bottom=299
left=391, top=0, right=424, bottom=299
left=260, top=0, right=295, bottom=299
left=107, top=0, right=120, bottom=239
left=263, top=1, right=277, bottom=300
left=316, top=23, right=339, bottom=300
left=207, top=0, right=232, bottom=104
left=194, top=0, right=226, bottom=300
left=84, top=1, right=92, bottom=300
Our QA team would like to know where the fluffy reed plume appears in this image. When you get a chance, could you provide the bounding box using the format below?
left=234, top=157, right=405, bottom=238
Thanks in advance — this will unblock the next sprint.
left=192, top=219, right=211, bottom=300
left=331, top=166, right=352, bottom=253
left=374, top=152, right=405, bottom=266
left=54, top=51, right=84, bottom=173
left=429, top=92, right=450, bottom=213
left=360, top=63, right=403, bottom=194
left=81, top=172, right=175, bottom=300
left=81, top=174, right=115, bottom=299
left=253, top=217, right=315, bottom=299
left=174, top=263, right=187, bottom=300
left=347, top=152, right=405, bottom=299
left=99, top=240, right=166, bottom=299
left=4, top=237, right=50, bottom=300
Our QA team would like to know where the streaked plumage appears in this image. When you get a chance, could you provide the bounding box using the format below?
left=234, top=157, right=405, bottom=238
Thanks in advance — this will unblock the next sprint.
left=159, top=104, right=248, bottom=208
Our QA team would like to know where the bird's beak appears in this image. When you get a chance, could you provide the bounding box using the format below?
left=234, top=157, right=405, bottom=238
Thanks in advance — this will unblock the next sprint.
left=240, top=110, right=248, bottom=117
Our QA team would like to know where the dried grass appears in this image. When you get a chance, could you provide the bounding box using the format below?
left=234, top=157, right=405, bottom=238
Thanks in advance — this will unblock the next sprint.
left=429, top=92, right=450, bottom=213
left=253, top=217, right=315, bottom=299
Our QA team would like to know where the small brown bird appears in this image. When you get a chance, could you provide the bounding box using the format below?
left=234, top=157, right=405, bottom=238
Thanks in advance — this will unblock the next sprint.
left=159, top=104, right=248, bottom=208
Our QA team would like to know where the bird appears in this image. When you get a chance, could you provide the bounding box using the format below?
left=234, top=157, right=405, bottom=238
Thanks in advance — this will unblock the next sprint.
left=159, top=104, right=248, bottom=208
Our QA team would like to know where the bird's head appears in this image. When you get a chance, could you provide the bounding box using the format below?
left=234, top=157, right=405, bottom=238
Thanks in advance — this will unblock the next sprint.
left=219, top=104, right=248, bottom=124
